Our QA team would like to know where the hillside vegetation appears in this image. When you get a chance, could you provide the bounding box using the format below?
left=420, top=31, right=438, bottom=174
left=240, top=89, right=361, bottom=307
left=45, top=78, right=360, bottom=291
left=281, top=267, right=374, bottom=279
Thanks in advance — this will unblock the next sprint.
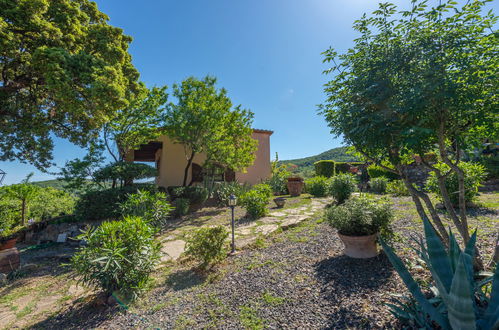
left=279, top=147, right=359, bottom=177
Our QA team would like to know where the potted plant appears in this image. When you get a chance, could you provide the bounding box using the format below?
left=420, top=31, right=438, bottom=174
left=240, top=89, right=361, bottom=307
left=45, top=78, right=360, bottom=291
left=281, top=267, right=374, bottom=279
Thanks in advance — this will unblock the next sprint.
left=325, top=197, right=393, bottom=258
left=286, top=177, right=304, bottom=197
left=273, top=197, right=286, bottom=208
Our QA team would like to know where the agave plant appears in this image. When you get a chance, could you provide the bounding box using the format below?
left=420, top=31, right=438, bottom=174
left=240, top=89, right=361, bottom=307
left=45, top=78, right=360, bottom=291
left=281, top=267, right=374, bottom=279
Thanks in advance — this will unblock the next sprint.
left=381, top=218, right=499, bottom=330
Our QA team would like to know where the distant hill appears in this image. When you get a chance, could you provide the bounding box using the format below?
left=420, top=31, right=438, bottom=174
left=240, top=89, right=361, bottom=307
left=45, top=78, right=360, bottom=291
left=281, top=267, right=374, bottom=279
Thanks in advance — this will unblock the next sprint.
left=32, top=179, right=68, bottom=190
left=279, top=147, right=359, bottom=177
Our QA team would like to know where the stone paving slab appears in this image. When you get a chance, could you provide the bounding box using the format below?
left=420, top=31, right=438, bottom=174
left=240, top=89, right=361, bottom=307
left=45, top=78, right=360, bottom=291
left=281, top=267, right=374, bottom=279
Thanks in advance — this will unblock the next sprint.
left=160, top=240, right=186, bottom=262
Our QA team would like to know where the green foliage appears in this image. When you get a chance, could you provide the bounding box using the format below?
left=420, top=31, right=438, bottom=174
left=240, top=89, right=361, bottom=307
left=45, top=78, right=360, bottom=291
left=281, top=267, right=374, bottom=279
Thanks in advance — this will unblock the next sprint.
left=333, top=161, right=365, bottom=175
left=165, top=76, right=257, bottom=186
left=30, top=187, right=75, bottom=221
left=326, top=197, right=393, bottom=239
left=3, top=175, right=40, bottom=226
left=381, top=219, right=499, bottom=329
left=58, top=142, right=106, bottom=193
left=329, top=173, right=356, bottom=204
left=184, top=226, right=229, bottom=270
left=94, top=162, right=157, bottom=186
left=305, top=176, right=329, bottom=197
left=119, top=190, right=172, bottom=228
left=71, top=216, right=160, bottom=299
left=370, top=177, right=389, bottom=194
left=367, top=165, right=400, bottom=181
left=0, top=0, right=141, bottom=169
left=103, top=86, right=168, bottom=161
left=213, top=182, right=250, bottom=206
left=314, top=160, right=335, bottom=178
left=480, top=154, right=499, bottom=180
left=386, top=180, right=410, bottom=196
left=240, top=185, right=271, bottom=219
left=75, top=185, right=157, bottom=221
left=280, top=147, right=360, bottom=176
left=426, top=162, right=486, bottom=206
left=167, top=186, right=209, bottom=205
left=173, top=198, right=190, bottom=217
left=0, top=196, right=19, bottom=236
left=267, top=153, right=290, bottom=195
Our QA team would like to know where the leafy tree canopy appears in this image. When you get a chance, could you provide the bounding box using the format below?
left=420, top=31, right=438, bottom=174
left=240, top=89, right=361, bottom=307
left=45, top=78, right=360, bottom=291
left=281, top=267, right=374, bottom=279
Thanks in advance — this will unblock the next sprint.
left=0, top=0, right=142, bottom=169
left=165, top=76, right=257, bottom=186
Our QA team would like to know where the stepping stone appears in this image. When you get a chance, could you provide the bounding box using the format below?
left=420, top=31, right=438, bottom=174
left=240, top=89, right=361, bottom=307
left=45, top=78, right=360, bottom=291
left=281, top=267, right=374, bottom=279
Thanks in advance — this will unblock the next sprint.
left=237, top=227, right=254, bottom=236
left=161, top=240, right=186, bottom=262
left=260, top=217, right=280, bottom=224
left=269, top=211, right=287, bottom=217
left=281, top=215, right=308, bottom=229
left=255, top=224, right=279, bottom=235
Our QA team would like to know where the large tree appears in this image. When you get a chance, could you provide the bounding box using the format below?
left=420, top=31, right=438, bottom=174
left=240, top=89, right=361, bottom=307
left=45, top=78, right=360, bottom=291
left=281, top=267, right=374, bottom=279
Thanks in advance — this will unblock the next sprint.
left=320, top=0, right=497, bottom=267
left=0, top=0, right=141, bottom=169
left=165, top=76, right=257, bottom=186
left=103, top=86, right=168, bottom=162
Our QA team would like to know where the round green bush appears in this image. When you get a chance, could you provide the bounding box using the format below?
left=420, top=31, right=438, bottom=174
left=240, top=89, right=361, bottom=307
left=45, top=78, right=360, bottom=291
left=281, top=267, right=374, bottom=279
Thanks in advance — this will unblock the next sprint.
left=305, top=176, right=329, bottom=197
left=329, top=173, right=357, bottom=204
left=240, top=187, right=271, bottom=219
left=213, top=181, right=250, bottom=206
left=426, top=162, right=486, bottom=206
left=167, top=186, right=209, bottom=205
left=326, top=197, right=393, bottom=238
left=71, top=216, right=160, bottom=299
left=314, top=160, right=335, bottom=177
left=184, top=225, right=229, bottom=270
left=119, top=190, right=173, bottom=228
left=370, top=177, right=389, bottom=194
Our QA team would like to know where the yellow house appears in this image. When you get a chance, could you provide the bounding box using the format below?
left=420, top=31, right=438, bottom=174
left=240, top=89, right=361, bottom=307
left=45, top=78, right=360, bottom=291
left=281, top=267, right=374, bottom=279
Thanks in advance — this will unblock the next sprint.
left=130, top=129, right=273, bottom=188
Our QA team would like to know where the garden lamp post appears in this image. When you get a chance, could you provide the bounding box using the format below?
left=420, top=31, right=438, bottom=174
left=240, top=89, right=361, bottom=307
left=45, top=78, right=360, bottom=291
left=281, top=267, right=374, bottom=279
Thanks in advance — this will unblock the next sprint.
left=228, top=194, right=237, bottom=254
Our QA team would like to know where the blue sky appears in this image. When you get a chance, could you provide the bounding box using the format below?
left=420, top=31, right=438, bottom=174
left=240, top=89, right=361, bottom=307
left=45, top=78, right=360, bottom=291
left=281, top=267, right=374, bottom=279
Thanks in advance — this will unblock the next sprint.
left=2, top=0, right=496, bottom=185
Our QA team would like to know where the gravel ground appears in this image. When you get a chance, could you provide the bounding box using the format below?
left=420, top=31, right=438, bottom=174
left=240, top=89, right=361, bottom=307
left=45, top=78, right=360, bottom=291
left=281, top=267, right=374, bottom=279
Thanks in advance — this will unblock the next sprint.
left=29, top=193, right=498, bottom=330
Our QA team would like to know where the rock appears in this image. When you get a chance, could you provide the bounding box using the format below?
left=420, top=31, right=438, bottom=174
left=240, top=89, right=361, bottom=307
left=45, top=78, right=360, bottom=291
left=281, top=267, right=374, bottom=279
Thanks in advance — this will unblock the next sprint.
left=0, top=248, right=20, bottom=273
left=259, top=217, right=280, bottom=224
left=56, top=233, right=68, bottom=243
left=21, top=263, right=38, bottom=272
left=255, top=224, right=279, bottom=235
left=160, top=240, right=186, bottom=262
left=269, top=211, right=287, bottom=217
left=281, top=215, right=308, bottom=229
left=0, top=272, right=7, bottom=285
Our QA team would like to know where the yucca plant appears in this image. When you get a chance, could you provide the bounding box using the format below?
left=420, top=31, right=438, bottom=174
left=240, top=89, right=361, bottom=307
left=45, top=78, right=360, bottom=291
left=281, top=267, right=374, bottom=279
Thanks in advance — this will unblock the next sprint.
left=381, top=218, right=499, bottom=330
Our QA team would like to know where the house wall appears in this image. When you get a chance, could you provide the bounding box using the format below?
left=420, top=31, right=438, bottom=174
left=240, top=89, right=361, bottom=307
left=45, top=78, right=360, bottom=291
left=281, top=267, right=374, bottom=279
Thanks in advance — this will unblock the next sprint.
left=154, top=131, right=272, bottom=188
left=235, top=131, right=272, bottom=185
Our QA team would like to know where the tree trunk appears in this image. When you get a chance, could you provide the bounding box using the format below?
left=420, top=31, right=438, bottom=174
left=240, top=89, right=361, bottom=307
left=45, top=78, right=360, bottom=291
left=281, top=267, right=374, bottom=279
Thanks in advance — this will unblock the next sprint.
left=183, top=151, right=196, bottom=187
left=490, top=233, right=499, bottom=268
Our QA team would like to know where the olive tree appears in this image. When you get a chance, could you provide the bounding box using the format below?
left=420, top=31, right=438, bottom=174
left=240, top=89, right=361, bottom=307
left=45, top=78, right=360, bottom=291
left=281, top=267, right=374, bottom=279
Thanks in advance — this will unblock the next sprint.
left=165, top=76, right=257, bottom=186
left=320, top=0, right=497, bottom=268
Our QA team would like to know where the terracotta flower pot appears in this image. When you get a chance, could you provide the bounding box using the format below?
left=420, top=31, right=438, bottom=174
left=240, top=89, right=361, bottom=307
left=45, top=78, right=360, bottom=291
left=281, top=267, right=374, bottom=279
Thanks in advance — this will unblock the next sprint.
left=287, top=177, right=304, bottom=197
left=0, top=238, right=17, bottom=251
left=337, top=232, right=379, bottom=258
left=273, top=197, right=286, bottom=208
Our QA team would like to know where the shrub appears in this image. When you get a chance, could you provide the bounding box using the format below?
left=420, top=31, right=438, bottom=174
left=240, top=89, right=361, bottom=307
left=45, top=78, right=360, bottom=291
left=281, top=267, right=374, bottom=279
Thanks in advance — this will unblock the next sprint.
left=367, top=165, right=400, bottom=181
left=30, top=187, right=76, bottom=221
left=240, top=187, right=271, bottom=219
left=253, top=183, right=272, bottom=199
left=326, top=197, right=393, bottom=239
left=174, top=198, right=190, bottom=216
left=329, top=173, right=356, bottom=204
left=381, top=218, right=499, bottom=329
left=71, top=216, right=160, bottom=299
left=305, top=176, right=329, bottom=197
left=370, top=177, right=389, bottom=194
left=314, top=160, right=335, bottom=177
left=75, top=185, right=157, bottom=221
left=479, top=154, right=499, bottom=179
left=268, top=156, right=291, bottom=195
left=213, top=181, right=250, bottom=206
left=167, top=186, right=209, bottom=205
left=386, top=180, right=410, bottom=196
left=184, top=226, right=229, bottom=269
left=426, top=161, right=486, bottom=206
left=120, top=190, right=173, bottom=228
left=334, top=162, right=351, bottom=174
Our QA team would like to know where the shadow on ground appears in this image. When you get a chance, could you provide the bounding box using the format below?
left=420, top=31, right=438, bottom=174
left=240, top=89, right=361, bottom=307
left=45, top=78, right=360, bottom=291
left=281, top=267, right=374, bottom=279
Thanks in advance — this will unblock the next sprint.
left=314, top=252, right=394, bottom=296
left=164, top=268, right=207, bottom=291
